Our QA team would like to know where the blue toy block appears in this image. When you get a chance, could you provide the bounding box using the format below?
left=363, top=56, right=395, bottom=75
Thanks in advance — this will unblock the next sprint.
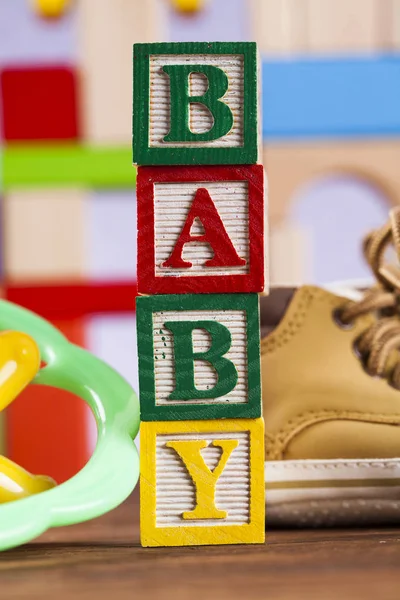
left=262, top=55, right=400, bottom=141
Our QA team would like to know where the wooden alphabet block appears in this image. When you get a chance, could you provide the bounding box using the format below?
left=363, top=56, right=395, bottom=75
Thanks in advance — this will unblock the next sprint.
left=136, top=294, right=261, bottom=421
left=137, top=165, right=266, bottom=294
left=140, top=418, right=265, bottom=547
left=132, top=42, right=259, bottom=166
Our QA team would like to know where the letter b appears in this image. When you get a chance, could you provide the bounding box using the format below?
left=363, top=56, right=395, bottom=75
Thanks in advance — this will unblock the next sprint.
left=164, top=320, right=238, bottom=400
left=162, top=64, right=234, bottom=143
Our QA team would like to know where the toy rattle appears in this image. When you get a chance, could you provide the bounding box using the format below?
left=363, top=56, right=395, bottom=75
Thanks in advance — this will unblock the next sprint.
left=0, top=299, right=140, bottom=551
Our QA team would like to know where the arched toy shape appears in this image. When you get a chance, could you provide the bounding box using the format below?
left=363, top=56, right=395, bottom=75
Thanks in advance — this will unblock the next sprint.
left=0, top=299, right=140, bottom=551
left=265, top=140, right=400, bottom=226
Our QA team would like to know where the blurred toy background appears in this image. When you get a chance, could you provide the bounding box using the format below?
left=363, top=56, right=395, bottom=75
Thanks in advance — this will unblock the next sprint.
left=0, top=0, right=399, bottom=483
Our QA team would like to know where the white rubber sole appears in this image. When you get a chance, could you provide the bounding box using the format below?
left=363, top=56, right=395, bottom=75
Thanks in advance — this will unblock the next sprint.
left=265, top=458, right=400, bottom=527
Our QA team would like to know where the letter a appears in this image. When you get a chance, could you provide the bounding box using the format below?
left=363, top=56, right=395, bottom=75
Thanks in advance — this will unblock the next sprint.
left=162, top=188, right=246, bottom=269
left=166, top=439, right=239, bottom=520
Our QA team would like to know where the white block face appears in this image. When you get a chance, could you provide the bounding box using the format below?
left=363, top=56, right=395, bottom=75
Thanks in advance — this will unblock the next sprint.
left=155, top=430, right=250, bottom=527
left=153, top=309, right=248, bottom=406
left=149, top=54, right=244, bottom=148
left=154, top=180, right=250, bottom=277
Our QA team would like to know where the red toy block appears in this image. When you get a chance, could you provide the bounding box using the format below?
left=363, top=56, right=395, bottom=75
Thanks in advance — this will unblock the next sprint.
left=7, top=318, right=90, bottom=484
left=6, top=280, right=138, bottom=320
left=0, top=66, right=80, bottom=141
left=137, top=165, right=266, bottom=295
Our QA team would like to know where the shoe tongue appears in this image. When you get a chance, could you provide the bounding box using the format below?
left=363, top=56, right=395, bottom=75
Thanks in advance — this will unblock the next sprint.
left=260, top=285, right=346, bottom=340
left=260, top=288, right=296, bottom=338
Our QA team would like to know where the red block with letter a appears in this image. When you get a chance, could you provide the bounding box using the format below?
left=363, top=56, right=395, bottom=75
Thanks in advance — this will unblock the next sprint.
left=137, top=165, right=266, bottom=294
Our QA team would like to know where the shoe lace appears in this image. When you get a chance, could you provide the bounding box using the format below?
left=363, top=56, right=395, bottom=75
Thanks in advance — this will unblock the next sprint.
left=335, top=207, right=400, bottom=387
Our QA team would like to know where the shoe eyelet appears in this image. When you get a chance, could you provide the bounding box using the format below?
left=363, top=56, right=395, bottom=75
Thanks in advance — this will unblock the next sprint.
left=332, top=307, right=354, bottom=330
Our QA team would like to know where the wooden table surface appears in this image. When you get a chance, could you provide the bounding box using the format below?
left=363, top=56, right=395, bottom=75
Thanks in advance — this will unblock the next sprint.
left=1, top=490, right=400, bottom=600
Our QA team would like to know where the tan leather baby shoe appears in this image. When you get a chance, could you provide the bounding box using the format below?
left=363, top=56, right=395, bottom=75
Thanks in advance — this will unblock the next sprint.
left=263, top=208, right=400, bottom=526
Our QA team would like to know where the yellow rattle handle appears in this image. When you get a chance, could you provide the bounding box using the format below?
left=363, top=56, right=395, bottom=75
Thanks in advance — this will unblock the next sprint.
left=0, top=457, right=55, bottom=504
left=0, top=331, right=56, bottom=503
left=0, top=331, right=41, bottom=412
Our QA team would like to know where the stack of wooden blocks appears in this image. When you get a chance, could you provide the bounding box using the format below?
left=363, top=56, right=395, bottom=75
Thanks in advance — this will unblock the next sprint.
left=133, top=41, right=267, bottom=547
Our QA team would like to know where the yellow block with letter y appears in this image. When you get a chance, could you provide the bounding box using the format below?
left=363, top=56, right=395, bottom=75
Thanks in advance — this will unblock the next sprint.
left=140, top=418, right=265, bottom=547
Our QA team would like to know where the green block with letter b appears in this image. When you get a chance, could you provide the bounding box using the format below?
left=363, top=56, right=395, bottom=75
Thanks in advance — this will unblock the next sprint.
left=136, top=294, right=261, bottom=421
left=132, top=42, right=259, bottom=166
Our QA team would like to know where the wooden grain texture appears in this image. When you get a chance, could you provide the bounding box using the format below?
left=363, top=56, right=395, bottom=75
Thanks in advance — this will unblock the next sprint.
left=137, top=165, right=266, bottom=294
left=3, top=189, right=86, bottom=282
left=249, top=0, right=308, bottom=55
left=307, top=0, right=381, bottom=53
left=78, top=0, right=163, bottom=145
left=133, top=42, right=258, bottom=165
left=136, top=293, right=261, bottom=421
left=152, top=309, right=248, bottom=406
left=264, top=140, right=400, bottom=224
left=140, top=419, right=265, bottom=547
left=269, top=222, right=310, bottom=286
left=154, top=182, right=249, bottom=276
left=149, top=55, right=244, bottom=148
left=2, top=491, right=400, bottom=600
left=250, top=0, right=390, bottom=54
left=392, top=0, right=400, bottom=48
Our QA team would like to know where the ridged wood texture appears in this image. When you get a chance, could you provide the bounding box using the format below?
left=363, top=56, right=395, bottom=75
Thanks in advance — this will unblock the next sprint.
left=149, top=55, right=244, bottom=148
left=140, top=419, right=265, bottom=547
left=153, top=309, right=248, bottom=405
left=156, top=430, right=250, bottom=527
left=137, top=165, right=266, bottom=294
left=154, top=180, right=249, bottom=277
left=133, top=42, right=258, bottom=165
left=136, top=293, right=262, bottom=421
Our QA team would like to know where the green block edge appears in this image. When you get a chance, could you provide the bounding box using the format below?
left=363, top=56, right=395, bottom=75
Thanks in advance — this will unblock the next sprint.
left=136, top=293, right=262, bottom=421
left=3, top=144, right=136, bottom=189
left=132, top=41, right=258, bottom=166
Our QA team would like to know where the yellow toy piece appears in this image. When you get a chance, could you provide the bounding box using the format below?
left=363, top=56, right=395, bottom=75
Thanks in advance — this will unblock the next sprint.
left=0, top=330, right=55, bottom=504
left=32, top=0, right=73, bottom=19
left=0, top=331, right=41, bottom=412
left=0, top=456, right=55, bottom=504
left=171, top=0, right=205, bottom=14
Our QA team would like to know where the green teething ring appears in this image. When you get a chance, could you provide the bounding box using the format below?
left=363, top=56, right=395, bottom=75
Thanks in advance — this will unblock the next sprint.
left=0, top=299, right=140, bottom=551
